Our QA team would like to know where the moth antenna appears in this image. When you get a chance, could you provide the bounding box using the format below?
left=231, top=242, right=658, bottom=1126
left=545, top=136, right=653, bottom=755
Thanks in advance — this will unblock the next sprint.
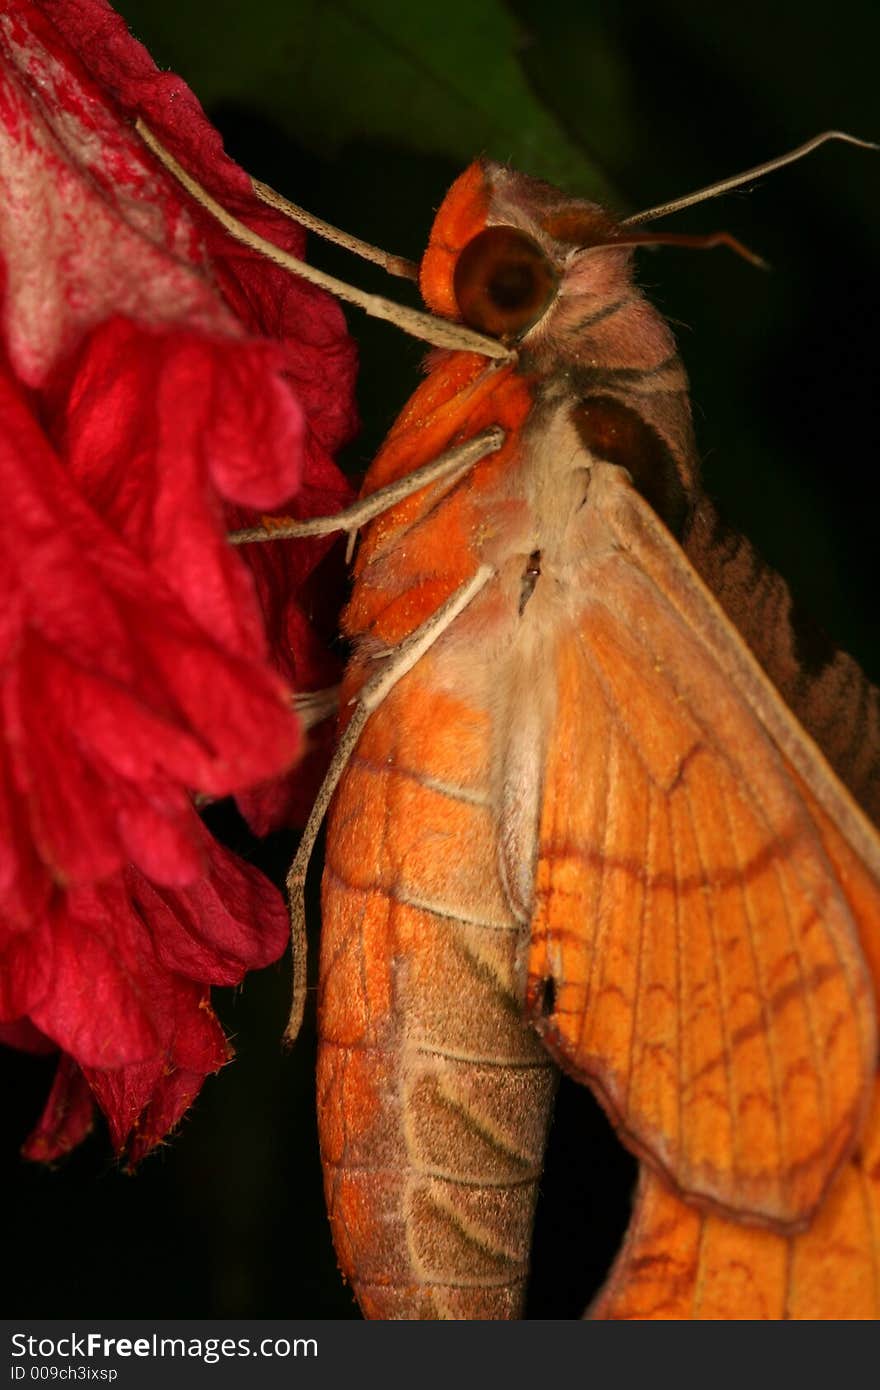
left=605, top=229, right=768, bottom=269
left=251, top=178, right=418, bottom=281
left=135, top=120, right=512, bottom=361
left=623, top=130, right=878, bottom=227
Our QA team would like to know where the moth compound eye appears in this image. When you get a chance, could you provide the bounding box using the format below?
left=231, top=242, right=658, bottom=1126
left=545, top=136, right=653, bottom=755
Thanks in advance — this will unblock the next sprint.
left=453, top=227, right=558, bottom=339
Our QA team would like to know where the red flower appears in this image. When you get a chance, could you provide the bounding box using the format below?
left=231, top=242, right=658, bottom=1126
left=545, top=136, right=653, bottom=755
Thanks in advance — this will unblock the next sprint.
left=0, top=0, right=357, bottom=1159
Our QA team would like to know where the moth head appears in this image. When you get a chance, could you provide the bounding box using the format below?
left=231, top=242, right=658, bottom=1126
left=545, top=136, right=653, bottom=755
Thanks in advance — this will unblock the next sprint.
left=420, top=160, right=635, bottom=345
left=419, top=160, right=766, bottom=352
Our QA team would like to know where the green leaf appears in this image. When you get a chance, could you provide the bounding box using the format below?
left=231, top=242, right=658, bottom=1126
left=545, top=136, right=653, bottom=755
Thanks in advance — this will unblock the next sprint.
left=116, top=0, right=620, bottom=200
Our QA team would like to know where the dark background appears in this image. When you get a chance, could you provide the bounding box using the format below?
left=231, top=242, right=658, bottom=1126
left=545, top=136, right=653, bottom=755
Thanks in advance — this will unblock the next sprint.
left=5, top=0, right=879, bottom=1319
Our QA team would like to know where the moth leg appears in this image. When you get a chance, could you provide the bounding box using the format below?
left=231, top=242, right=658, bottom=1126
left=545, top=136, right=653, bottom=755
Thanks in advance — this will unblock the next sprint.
left=250, top=177, right=418, bottom=281
left=228, top=428, right=504, bottom=546
left=137, top=120, right=511, bottom=360
left=283, top=701, right=371, bottom=1048
left=284, top=563, right=496, bottom=1043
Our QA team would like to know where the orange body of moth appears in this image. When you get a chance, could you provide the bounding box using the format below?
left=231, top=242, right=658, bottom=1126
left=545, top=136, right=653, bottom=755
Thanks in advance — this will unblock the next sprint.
left=315, top=161, right=880, bottom=1319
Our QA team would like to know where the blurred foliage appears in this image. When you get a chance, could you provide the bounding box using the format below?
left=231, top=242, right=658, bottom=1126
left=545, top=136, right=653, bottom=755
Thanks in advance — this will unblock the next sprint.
left=117, top=0, right=622, bottom=200
left=6, top=0, right=879, bottom=1321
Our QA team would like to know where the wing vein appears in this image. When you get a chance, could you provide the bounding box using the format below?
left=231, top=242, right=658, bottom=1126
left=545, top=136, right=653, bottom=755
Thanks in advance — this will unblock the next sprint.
left=594, top=575, right=871, bottom=1085
left=716, top=775, right=786, bottom=1208
left=573, top=640, right=613, bottom=1047
left=765, top=820, right=831, bottom=1148
left=860, top=1125, right=880, bottom=1317
left=668, top=792, right=685, bottom=1173
left=682, top=775, right=740, bottom=1188
left=624, top=784, right=654, bottom=1121
left=690, top=1211, right=709, bottom=1318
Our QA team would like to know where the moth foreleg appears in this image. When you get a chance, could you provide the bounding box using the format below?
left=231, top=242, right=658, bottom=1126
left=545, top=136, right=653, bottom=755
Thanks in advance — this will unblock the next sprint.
left=228, top=428, right=504, bottom=546
left=136, top=120, right=512, bottom=360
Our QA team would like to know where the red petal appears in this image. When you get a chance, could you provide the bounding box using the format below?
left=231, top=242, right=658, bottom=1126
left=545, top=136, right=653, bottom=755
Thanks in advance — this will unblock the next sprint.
left=21, top=1052, right=95, bottom=1161
left=0, top=1, right=358, bottom=1164
left=126, top=1063, right=220, bottom=1166
left=0, top=1016, right=55, bottom=1053
left=23, top=826, right=288, bottom=1074
left=27, top=880, right=162, bottom=1069
left=53, top=317, right=306, bottom=654
left=0, top=5, right=238, bottom=388
left=84, top=995, right=230, bottom=1154
left=231, top=461, right=353, bottom=833
left=8, top=829, right=287, bottom=1158
left=0, top=369, right=303, bottom=905
left=0, top=737, right=50, bottom=926
left=0, top=910, right=52, bottom=1022
left=27, top=0, right=358, bottom=440
left=124, top=821, right=289, bottom=986
left=17, top=0, right=359, bottom=724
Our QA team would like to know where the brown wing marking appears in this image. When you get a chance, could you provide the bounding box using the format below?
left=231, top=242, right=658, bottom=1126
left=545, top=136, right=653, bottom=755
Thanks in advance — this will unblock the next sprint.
left=524, top=468, right=878, bottom=1229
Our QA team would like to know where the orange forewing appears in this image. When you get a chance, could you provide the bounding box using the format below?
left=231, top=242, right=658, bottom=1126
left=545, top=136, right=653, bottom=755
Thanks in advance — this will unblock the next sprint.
left=524, top=469, right=878, bottom=1229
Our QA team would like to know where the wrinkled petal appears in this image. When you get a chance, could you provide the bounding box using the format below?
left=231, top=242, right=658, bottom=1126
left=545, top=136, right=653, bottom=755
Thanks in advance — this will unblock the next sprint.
left=0, top=5, right=238, bottom=387
left=28, top=0, right=358, bottom=444
left=9, top=826, right=289, bottom=1071
left=0, top=370, right=302, bottom=907
left=1, top=1, right=357, bottom=846
left=0, top=0, right=357, bottom=1163
left=0, top=1016, right=55, bottom=1053
left=125, top=1063, right=219, bottom=1166
left=20, top=1052, right=95, bottom=1161
left=84, top=1012, right=230, bottom=1154
left=231, top=463, right=353, bottom=833
left=26, top=879, right=166, bottom=1069
left=126, top=829, right=290, bottom=986
left=7, top=821, right=288, bottom=1161
left=0, top=910, right=52, bottom=1022
left=53, top=316, right=305, bottom=654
